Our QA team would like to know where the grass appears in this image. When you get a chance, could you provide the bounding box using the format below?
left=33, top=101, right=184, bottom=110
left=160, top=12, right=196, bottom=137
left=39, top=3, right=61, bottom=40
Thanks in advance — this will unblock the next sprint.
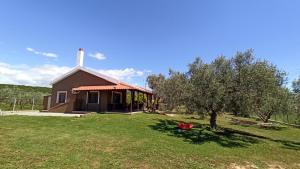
left=0, top=113, right=299, bottom=169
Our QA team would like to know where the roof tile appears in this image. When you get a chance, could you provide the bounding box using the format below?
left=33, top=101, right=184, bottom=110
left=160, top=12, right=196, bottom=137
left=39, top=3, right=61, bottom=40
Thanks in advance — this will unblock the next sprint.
left=73, top=83, right=152, bottom=94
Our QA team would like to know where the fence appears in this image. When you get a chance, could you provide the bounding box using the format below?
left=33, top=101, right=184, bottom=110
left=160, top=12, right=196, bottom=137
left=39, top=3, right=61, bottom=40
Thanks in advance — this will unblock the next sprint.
left=0, top=98, right=43, bottom=111
left=271, top=113, right=300, bottom=125
left=250, top=112, right=300, bottom=125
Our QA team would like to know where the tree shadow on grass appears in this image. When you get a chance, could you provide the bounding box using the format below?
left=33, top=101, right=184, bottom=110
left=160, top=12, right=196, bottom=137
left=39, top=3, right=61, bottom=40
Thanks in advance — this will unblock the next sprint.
left=280, top=140, right=300, bottom=150
left=149, top=119, right=260, bottom=148
left=224, top=127, right=300, bottom=150
left=149, top=119, right=300, bottom=150
left=229, top=118, right=286, bottom=131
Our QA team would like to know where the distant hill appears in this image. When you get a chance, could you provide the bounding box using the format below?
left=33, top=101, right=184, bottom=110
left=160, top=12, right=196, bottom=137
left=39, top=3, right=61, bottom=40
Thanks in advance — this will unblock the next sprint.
left=0, top=84, right=51, bottom=111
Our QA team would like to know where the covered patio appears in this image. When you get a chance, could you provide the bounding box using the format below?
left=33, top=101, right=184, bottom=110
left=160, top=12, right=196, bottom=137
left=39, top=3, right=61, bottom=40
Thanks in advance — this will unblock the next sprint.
left=72, top=83, right=153, bottom=113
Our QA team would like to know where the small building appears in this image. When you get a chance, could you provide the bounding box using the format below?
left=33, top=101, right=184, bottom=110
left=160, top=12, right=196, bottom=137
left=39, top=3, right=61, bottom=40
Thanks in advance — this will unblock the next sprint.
left=43, top=48, right=152, bottom=113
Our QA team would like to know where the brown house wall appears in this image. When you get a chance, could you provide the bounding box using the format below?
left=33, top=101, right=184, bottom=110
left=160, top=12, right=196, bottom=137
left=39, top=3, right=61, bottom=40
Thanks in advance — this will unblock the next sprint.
left=50, top=70, right=115, bottom=113
left=49, top=102, right=69, bottom=112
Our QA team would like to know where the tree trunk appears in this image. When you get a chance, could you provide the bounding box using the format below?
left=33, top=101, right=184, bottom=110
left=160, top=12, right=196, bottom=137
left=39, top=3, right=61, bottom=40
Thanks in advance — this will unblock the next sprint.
left=264, top=112, right=272, bottom=123
left=151, top=101, right=155, bottom=113
left=151, top=97, right=157, bottom=113
left=210, top=111, right=217, bottom=129
left=233, top=110, right=238, bottom=116
left=155, top=98, right=160, bottom=110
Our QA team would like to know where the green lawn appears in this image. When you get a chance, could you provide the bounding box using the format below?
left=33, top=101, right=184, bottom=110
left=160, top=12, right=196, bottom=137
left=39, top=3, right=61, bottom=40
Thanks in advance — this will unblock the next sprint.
left=0, top=113, right=299, bottom=169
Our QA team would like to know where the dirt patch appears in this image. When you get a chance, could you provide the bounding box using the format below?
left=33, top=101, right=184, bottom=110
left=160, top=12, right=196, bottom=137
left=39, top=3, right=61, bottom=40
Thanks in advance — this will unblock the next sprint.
left=103, top=146, right=115, bottom=153
left=91, top=160, right=101, bottom=168
left=83, top=137, right=127, bottom=153
left=258, top=123, right=284, bottom=130
left=231, top=118, right=257, bottom=126
left=157, top=111, right=179, bottom=117
left=165, top=114, right=177, bottom=117
left=228, top=162, right=258, bottom=169
left=267, top=163, right=285, bottom=169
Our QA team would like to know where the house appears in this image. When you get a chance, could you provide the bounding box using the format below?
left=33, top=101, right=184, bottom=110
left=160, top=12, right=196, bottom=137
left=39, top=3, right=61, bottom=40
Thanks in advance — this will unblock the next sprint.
left=43, top=48, right=152, bottom=113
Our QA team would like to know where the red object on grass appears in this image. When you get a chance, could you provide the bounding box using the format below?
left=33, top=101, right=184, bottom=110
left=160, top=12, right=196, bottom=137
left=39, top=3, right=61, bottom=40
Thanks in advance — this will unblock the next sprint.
left=177, top=122, right=193, bottom=130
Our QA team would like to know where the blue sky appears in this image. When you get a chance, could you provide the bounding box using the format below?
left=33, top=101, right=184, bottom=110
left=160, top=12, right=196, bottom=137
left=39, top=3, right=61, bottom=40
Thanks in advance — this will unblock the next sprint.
left=0, top=0, right=299, bottom=87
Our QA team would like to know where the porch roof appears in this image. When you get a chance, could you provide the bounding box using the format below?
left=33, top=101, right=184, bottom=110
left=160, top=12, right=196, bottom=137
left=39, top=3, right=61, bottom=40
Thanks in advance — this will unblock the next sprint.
left=72, top=83, right=152, bottom=94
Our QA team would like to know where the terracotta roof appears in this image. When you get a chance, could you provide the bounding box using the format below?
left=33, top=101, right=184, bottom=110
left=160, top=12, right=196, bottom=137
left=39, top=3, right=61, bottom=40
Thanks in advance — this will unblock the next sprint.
left=73, top=83, right=152, bottom=94
left=120, top=82, right=153, bottom=94
left=52, top=66, right=152, bottom=94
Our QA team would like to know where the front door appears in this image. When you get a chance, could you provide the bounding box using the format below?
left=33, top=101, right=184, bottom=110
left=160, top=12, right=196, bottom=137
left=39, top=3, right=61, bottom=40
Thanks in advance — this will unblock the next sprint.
left=87, top=91, right=100, bottom=112
left=112, top=91, right=122, bottom=110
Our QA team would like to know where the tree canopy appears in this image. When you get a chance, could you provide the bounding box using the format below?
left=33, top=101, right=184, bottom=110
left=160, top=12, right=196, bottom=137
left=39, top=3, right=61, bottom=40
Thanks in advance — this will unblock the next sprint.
left=147, top=50, right=299, bottom=128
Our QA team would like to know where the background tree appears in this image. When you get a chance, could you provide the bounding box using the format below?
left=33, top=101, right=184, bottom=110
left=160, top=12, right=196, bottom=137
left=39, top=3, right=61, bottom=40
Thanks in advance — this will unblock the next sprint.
left=292, top=77, right=300, bottom=123
left=162, top=70, right=188, bottom=112
left=292, top=77, right=300, bottom=93
left=251, top=61, right=287, bottom=122
left=229, top=50, right=255, bottom=117
left=147, top=74, right=165, bottom=112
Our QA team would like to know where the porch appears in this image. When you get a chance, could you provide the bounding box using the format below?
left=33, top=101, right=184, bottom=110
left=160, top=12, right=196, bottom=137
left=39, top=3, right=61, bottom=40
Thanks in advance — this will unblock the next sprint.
left=72, top=84, right=152, bottom=113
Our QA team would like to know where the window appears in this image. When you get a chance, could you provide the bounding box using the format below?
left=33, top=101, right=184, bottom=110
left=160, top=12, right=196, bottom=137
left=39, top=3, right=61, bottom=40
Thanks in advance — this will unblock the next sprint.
left=112, top=92, right=122, bottom=104
left=56, top=91, right=67, bottom=103
left=88, top=91, right=99, bottom=104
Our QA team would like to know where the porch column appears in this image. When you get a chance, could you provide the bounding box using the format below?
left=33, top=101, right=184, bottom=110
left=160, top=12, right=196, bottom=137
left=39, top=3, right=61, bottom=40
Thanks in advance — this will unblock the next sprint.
left=86, top=91, right=88, bottom=111
left=146, top=93, right=149, bottom=110
left=122, top=90, right=127, bottom=111
left=97, top=91, right=100, bottom=112
left=130, top=90, right=134, bottom=112
left=137, top=91, right=139, bottom=112
left=145, top=94, right=147, bottom=110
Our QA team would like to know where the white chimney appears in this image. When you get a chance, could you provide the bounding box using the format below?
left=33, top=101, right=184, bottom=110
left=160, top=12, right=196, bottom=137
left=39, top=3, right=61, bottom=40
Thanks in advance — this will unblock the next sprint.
left=76, top=48, right=84, bottom=67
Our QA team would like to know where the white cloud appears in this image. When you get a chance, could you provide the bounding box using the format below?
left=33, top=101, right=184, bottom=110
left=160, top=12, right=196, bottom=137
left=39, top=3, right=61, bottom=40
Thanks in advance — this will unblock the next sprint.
left=88, top=52, right=106, bottom=60
left=26, top=47, right=58, bottom=58
left=0, top=62, right=150, bottom=87
left=0, top=62, right=71, bottom=87
left=26, top=47, right=35, bottom=52
left=96, top=68, right=145, bottom=81
left=42, top=53, right=57, bottom=58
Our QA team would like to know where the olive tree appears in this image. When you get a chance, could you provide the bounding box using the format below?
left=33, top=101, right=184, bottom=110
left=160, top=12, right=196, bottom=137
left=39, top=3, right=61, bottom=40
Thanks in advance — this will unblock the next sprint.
left=188, top=56, right=232, bottom=129
left=229, top=50, right=255, bottom=117
left=251, top=61, right=287, bottom=122
left=293, top=77, right=300, bottom=122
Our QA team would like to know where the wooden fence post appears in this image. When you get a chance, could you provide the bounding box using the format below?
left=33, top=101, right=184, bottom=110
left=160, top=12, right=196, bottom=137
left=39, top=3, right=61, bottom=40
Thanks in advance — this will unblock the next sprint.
left=31, top=98, right=35, bottom=110
left=12, top=98, right=16, bottom=112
